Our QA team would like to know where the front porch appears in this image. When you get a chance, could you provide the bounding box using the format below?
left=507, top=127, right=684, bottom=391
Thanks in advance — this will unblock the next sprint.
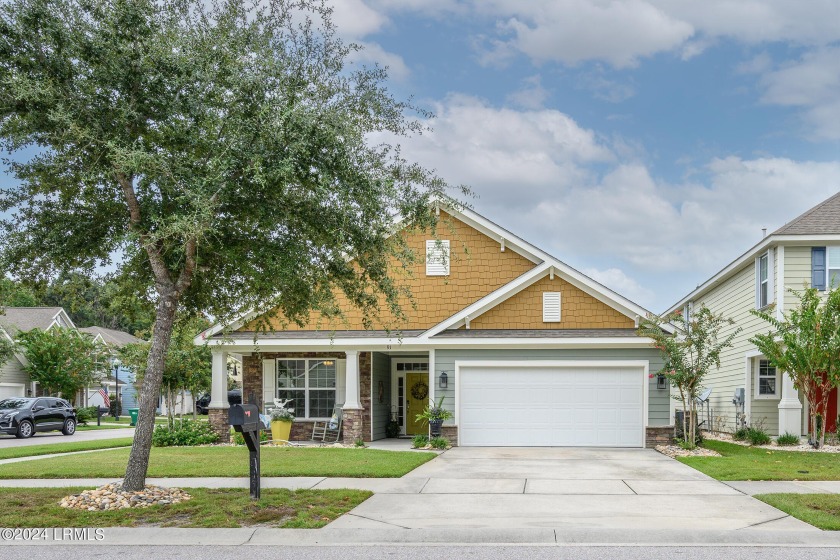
left=207, top=349, right=455, bottom=446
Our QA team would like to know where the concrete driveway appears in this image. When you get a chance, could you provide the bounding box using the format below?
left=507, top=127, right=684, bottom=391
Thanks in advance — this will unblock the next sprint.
left=328, top=447, right=815, bottom=532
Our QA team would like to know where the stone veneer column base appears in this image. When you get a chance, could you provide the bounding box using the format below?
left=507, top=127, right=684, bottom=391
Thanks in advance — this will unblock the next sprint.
left=208, top=408, right=230, bottom=443
left=645, top=425, right=674, bottom=447
left=439, top=425, right=458, bottom=446
left=342, top=408, right=364, bottom=445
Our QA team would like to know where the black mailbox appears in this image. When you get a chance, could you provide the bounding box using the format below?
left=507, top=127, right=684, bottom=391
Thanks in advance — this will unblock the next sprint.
left=229, top=404, right=260, bottom=433
left=228, top=404, right=261, bottom=500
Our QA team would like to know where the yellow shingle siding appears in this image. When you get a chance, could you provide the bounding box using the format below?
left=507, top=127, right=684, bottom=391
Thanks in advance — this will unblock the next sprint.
left=239, top=212, right=537, bottom=332
left=469, top=275, right=634, bottom=330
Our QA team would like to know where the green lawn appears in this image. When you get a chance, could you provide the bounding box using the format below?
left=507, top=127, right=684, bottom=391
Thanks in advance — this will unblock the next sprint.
left=0, top=487, right=370, bottom=528
left=76, top=424, right=134, bottom=431
left=754, top=494, right=840, bottom=530
left=0, top=447, right=436, bottom=478
left=0, top=438, right=134, bottom=460
left=678, top=440, right=840, bottom=481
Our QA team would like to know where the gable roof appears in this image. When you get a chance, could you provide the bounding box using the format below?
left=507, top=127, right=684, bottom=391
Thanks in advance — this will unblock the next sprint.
left=79, top=326, right=144, bottom=347
left=0, top=307, right=75, bottom=335
left=773, top=191, right=840, bottom=235
left=666, top=190, right=840, bottom=314
left=198, top=200, right=665, bottom=343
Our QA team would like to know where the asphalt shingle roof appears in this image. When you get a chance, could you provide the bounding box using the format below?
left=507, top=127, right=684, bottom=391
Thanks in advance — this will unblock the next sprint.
left=773, top=191, right=840, bottom=235
left=79, top=326, right=144, bottom=347
left=0, top=307, right=64, bottom=335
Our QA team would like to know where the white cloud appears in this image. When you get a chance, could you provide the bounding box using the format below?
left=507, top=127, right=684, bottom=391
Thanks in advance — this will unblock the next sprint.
left=379, top=95, right=840, bottom=310
left=758, top=47, right=840, bottom=140
left=347, top=42, right=411, bottom=82
left=506, top=75, right=550, bottom=109
left=329, top=0, right=389, bottom=38
left=583, top=267, right=656, bottom=308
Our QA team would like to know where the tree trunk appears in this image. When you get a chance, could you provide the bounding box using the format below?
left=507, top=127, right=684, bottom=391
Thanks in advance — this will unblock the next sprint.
left=122, top=291, right=179, bottom=491
left=192, top=392, right=197, bottom=421
left=180, top=388, right=185, bottom=418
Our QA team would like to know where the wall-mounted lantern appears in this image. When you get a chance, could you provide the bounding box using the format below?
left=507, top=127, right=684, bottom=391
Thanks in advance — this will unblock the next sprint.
left=657, top=373, right=666, bottom=390
left=439, top=371, right=448, bottom=389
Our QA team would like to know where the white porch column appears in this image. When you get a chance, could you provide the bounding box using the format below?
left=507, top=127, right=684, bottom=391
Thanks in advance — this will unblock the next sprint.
left=343, top=350, right=362, bottom=409
left=778, top=372, right=803, bottom=436
left=209, top=350, right=229, bottom=409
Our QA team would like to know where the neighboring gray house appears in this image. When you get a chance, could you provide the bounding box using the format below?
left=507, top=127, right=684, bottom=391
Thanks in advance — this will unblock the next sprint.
left=0, top=307, right=76, bottom=400
left=667, top=192, right=840, bottom=437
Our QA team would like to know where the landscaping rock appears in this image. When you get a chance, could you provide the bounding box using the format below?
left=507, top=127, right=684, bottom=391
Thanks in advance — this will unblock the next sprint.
left=655, top=444, right=721, bottom=458
left=59, top=483, right=191, bottom=511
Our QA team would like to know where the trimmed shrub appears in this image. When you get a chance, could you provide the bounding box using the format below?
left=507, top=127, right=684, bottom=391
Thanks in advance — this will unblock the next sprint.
left=429, top=436, right=449, bottom=450
left=411, top=434, right=429, bottom=448
left=733, top=427, right=749, bottom=441
left=152, top=419, right=219, bottom=447
left=75, top=406, right=98, bottom=426
left=747, top=427, right=771, bottom=446
left=777, top=432, right=800, bottom=446
left=232, top=429, right=271, bottom=446
left=108, top=397, right=122, bottom=418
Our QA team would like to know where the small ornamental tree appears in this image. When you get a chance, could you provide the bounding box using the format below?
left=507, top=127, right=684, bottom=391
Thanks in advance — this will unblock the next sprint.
left=638, top=305, right=740, bottom=448
left=0, top=331, right=14, bottom=370
left=16, top=328, right=108, bottom=399
left=750, top=287, right=840, bottom=447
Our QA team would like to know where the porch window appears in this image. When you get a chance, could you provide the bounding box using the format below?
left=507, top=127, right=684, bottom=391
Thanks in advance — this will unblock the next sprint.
left=277, top=359, right=336, bottom=419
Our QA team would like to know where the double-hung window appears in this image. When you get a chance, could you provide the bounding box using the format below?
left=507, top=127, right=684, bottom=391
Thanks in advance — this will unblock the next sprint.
left=277, top=359, right=336, bottom=419
left=811, top=247, right=840, bottom=290
left=756, top=359, right=778, bottom=398
left=755, top=251, right=773, bottom=309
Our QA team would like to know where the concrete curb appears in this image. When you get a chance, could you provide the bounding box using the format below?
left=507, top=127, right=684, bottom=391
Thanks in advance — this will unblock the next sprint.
left=2, top=527, right=840, bottom=546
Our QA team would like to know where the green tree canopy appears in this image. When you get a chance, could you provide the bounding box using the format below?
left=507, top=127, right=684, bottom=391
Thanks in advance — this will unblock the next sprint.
left=0, top=278, right=38, bottom=307
left=751, top=287, right=840, bottom=447
left=16, top=328, right=107, bottom=398
left=0, top=0, right=457, bottom=489
left=638, top=305, right=740, bottom=448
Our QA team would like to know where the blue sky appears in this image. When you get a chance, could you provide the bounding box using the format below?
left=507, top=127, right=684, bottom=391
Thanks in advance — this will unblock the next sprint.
left=332, top=0, right=840, bottom=311
left=3, top=1, right=840, bottom=314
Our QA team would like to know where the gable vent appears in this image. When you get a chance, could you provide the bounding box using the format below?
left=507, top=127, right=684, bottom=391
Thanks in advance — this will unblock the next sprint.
left=426, top=240, right=450, bottom=276
left=543, top=292, right=561, bottom=323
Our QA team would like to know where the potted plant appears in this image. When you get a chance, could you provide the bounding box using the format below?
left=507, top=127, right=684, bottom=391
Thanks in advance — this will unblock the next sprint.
left=415, top=395, right=453, bottom=437
left=269, top=400, right=295, bottom=445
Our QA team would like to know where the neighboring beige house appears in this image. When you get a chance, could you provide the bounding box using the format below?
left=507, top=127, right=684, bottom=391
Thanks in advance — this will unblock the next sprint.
left=0, top=307, right=76, bottom=400
left=667, top=192, right=840, bottom=437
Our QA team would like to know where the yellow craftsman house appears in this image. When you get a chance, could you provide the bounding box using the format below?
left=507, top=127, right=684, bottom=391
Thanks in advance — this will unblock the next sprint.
left=198, top=202, right=672, bottom=447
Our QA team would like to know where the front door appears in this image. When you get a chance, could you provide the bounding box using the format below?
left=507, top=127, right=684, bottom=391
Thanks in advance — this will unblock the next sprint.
left=406, top=372, right=430, bottom=435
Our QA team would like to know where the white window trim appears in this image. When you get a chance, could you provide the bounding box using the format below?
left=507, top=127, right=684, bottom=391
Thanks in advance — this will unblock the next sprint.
left=754, top=358, right=781, bottom=400
left=755, top=250, right=774, bottom=310
left=426, top=240, right=450, bottom=276
left=277, top=358, right=338, bottom=420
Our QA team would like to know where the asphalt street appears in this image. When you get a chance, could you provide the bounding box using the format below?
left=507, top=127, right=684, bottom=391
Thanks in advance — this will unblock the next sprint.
left=0, top=428, right=134, bottom=447
left=0, top=546, right=838, bottom=560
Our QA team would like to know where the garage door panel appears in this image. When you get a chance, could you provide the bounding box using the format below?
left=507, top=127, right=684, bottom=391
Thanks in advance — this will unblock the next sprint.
left=459, top=365, right=644, bottom=447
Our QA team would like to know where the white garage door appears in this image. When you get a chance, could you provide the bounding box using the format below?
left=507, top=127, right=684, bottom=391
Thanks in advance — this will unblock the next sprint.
left=458, top=363, right=645, bottom=447
left=0, top=384, right=25, bottom=400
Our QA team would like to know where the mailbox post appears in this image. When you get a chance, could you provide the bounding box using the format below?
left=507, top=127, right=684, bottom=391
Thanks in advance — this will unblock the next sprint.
left=229, top=404, right=261, bottom=500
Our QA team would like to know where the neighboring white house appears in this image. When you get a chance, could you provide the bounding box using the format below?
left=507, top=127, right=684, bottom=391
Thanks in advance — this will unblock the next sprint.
left=667, top=192, right=840, bottom=437
left=0, top=307, right=76, bottom=400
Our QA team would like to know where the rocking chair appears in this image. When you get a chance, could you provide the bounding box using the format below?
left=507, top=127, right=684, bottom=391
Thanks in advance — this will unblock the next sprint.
left=312, top=406, right=343, bottom=443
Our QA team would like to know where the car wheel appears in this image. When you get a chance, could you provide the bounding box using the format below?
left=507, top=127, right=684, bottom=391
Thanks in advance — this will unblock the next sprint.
left=62, top=418, right=76, bottom=436
left=16, top=420, right=33, bottom=439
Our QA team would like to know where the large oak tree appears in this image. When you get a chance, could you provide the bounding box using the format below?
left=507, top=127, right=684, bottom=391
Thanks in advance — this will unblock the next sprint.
left=0, top=0, right=456, bottom=489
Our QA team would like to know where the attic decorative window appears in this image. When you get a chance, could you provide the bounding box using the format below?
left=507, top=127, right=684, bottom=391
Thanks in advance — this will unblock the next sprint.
left=426, top=240, right=450, bottom=276
left=755, top=251, right=774, bottom=309
left=542, top=292, right=561, bottom=322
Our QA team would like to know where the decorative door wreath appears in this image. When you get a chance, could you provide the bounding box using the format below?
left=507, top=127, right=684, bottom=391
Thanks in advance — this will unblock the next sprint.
left=410, top=381, right=429, bottom=401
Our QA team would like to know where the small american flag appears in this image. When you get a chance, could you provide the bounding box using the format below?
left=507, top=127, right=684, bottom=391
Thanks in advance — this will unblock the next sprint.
left=98, top=388, right=110, bottom=408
